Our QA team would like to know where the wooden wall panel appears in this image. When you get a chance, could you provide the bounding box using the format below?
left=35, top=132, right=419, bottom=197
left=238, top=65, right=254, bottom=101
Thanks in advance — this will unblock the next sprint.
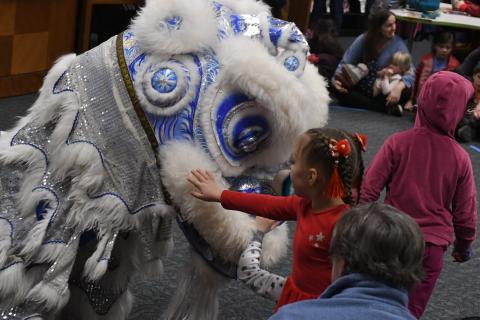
left=288, top=0, right=312, bottom=32
left=11, top=32, right=49, bottom=75
left=0, top=0, right=76, bottom=98
left=0, top=37, right=13, bottom=77
left=15, top=0, right=51, bottom=34
left=0, top=0, right=16, bottom=36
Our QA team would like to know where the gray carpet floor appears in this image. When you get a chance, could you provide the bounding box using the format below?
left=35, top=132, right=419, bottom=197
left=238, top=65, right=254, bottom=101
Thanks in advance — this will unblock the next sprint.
left=1, top=94, right=479, bottom=320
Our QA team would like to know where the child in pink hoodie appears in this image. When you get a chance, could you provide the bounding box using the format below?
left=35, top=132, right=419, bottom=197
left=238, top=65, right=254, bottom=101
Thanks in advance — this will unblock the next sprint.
left=361, top=71, right=477, bottom=319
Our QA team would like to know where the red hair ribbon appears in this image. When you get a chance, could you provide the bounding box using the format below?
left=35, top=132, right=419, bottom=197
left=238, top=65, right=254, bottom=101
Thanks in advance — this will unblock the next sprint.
left=325, top=139, right=351, bottom=198
left=355, top=133, right=367, bottom=152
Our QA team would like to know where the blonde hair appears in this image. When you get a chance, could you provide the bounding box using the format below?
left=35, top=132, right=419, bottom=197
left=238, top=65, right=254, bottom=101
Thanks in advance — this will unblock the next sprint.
left=391, top=52, right=411, bottom=74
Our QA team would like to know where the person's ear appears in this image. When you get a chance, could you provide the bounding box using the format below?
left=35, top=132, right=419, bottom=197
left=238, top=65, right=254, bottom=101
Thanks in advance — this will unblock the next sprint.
left=308, top=168, right=318, bottom=186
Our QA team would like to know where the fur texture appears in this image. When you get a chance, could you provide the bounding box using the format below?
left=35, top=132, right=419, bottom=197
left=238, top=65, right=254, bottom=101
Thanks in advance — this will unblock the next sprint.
left=160, top=142, right=288, bottom=265
left=131, top=0, right=218, bottom=55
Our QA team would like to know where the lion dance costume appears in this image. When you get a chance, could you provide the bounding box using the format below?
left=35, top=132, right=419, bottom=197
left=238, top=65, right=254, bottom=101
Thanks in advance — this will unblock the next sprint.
left=0, top=0, right=329, bottom=319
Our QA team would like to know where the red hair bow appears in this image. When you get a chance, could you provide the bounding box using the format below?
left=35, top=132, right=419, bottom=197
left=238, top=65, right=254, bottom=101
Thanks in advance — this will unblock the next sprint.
left=329, top=139, right=351, bottom=159
left=355, top=133, right=367, bottom=152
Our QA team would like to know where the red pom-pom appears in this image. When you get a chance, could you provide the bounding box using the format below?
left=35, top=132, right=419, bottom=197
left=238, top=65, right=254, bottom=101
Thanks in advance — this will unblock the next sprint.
left=307, top=54, right=320, bottom=64
left=336, top=139, right=351, bottom=157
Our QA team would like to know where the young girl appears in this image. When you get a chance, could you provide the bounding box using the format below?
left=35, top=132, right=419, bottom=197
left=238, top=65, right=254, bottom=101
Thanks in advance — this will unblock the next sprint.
left=187, top=128, right=366, bottom=311
left=361, top=71, right=477, bottom=319
left=405, top=31, right=460, bottom=111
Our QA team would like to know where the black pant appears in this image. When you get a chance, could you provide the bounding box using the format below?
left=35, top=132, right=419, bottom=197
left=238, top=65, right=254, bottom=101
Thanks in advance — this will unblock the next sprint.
left=333, top=86, right=412, bottom=113
left=310, top=0, right=361, bottom=31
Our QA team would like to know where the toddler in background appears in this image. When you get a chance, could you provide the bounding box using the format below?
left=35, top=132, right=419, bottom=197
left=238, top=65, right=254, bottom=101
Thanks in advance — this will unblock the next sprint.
left=452, top=0, right=480, bottom=17
left=406, top=31, right=459, bottom=111
left=307, top=19, right=345, bottom=82
left=373, top=52, right=412, bottom=97
left=456, top=62, right=480, bottom=142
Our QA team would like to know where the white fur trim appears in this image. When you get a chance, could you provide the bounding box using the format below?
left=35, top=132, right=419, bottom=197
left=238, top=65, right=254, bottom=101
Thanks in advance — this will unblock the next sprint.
left=0, top=262, right=27, bottom=307
left=216, top=0, right=271, bottom=15
left=26, top=280, right=70, bottom=312
left=19, top=193, right=57, bottom=260
left=130, top=0, right=218, bottom=55
left=160, top=142, right=288, bottom=266
left=83, top=233, right=110, bottom=281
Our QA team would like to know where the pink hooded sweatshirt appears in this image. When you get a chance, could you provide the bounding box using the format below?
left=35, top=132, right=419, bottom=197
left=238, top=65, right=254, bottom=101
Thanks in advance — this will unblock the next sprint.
left=361, top=71, right=477, bottom=250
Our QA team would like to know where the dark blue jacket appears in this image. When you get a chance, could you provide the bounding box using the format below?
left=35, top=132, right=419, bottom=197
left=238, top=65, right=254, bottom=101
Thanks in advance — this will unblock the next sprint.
left=269, top=273, right=415, bottom=320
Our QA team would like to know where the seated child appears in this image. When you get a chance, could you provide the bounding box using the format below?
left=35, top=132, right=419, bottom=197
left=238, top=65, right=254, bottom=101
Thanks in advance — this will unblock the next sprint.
left=307, top=19, right=345, bottom=81
left=452, top=0, right=480, bottom=17
left=337, top=63, right=369, bottom=89
left=405, top=31, right=459, bottom=111
left=270, top=203, right=424, bottom=320
left=373, top=52, right=412, bottom=97
left=456, top=62, right=480, bottom=142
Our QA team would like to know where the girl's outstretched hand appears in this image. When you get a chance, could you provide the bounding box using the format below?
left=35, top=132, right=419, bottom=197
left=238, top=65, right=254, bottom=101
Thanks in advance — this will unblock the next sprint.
left=187, top=169, right=224, bottom=202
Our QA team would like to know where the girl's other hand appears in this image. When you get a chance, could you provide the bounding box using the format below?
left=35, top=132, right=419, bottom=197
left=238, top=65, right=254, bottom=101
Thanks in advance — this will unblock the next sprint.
left=187, top=169, right=224, bottom=202
left=255, top=216, right=280, bottom=234
left=404, top=100, right=414, bottom=111
left=334, top=80, right=348, bottom=94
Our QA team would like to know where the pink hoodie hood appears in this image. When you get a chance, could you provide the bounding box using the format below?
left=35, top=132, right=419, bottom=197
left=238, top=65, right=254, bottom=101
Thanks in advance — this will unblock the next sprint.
left=415, top=71, right=474, bottom=138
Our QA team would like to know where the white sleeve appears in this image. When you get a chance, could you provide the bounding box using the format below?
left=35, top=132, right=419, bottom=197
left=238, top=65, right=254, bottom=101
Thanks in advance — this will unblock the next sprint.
left=382, top=75, right=401, bottom=95
left=237, top=232, right=285, bottom=302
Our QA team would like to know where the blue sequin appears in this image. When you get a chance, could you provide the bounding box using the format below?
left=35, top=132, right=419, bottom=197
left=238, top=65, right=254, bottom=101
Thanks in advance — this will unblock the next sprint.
left=284, top=56, right=300, bottom=71
left=35, top=200, right=48, bottom=221
left=269, top=27, right=282, bottom=47
left=151, top=68, right=178, bottom=93
left=230, top=15, right=247, bottom=33
left=165, top=16, right=183, bottom=30
left=288, top=29, right=305, bottom=43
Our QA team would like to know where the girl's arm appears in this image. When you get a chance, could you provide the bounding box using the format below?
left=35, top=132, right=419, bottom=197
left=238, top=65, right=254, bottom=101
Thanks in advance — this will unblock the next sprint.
left=237, top=231, right=285, bottom=301
left=360, top=137, right=396, bottom=203
left=188, top=169, right=298, bottom=220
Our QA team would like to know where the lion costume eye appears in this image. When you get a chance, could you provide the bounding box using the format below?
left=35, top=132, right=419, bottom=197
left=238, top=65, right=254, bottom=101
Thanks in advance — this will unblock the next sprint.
left=134, top=57, right=200, bottom=116
left=213, top=93, right=271, bottom=164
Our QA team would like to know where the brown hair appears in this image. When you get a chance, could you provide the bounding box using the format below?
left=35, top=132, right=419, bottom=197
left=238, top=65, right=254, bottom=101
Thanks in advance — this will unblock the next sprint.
left=364, top=9, right=393, bottom=62
left=330, top=203, right=425, bottom=289
left=302, top=128, right=365, bottom=206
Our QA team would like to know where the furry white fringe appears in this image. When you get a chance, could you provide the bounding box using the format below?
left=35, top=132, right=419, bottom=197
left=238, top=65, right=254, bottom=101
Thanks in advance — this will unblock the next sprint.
left=131, top=0, right=218, bottom=55
left=160, top=142, right=288, bottom=266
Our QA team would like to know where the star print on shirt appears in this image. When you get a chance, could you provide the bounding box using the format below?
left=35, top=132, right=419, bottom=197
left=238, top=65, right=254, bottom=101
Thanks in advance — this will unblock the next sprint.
left=316, top=232, right=324, bottom=242
left=308, top=235, right=314, bottom=241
